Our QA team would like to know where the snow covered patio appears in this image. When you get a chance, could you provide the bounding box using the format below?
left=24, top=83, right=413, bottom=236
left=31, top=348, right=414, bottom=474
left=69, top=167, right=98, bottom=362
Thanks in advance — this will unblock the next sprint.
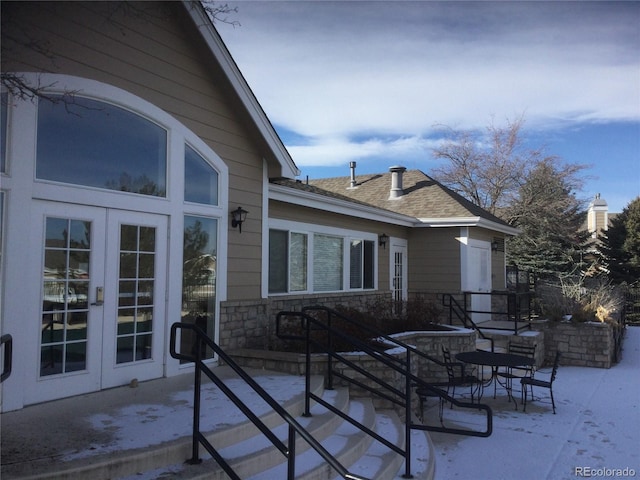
left=1, top=327, right=638, bottom=479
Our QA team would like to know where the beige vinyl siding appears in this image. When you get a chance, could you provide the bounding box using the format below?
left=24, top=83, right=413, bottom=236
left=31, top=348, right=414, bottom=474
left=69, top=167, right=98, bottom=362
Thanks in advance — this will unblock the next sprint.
left=2, top=1, right=269, bottom=300
left=408, top=228, right=461, bottom=294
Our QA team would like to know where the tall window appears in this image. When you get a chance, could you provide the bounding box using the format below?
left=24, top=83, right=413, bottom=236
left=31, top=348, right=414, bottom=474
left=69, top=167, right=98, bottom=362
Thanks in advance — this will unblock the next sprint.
left=313, top=234, right=343, bottom=292
left=36, top=96, right=167, bottom=196
left=181, top=216, right=217, bottom=362
left=269, top=230, right=308, bottom=294
left=350, top=240, right=375, bottom=289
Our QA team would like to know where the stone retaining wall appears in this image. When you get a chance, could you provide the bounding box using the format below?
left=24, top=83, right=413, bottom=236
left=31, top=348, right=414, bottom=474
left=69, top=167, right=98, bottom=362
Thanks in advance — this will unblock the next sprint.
left=532, top=320, right=620, bottom=369
left=219, top=292, right=386, bottom=350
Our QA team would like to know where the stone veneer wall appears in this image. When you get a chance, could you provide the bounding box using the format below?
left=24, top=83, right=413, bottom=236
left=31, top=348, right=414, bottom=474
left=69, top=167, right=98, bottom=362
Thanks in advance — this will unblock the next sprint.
left=218, top=292, right=387, bottom=350
left=532, top=320, right=619, bottom=369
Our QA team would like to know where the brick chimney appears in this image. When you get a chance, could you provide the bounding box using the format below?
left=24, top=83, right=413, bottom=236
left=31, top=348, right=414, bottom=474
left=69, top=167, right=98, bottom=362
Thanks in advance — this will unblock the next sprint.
left=389, top=166, right=406, bottom=199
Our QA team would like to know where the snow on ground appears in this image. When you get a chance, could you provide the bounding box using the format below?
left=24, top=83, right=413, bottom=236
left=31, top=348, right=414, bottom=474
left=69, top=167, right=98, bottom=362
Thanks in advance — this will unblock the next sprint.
left=61, top=329, right=640, bottom=480
left=429, top=326, right=640, bottom=480
left=63, top=374, right=307, bottom=461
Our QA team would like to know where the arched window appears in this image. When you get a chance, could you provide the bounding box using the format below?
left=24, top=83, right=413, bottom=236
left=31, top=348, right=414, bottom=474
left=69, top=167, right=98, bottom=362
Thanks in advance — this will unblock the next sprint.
left=36, top=96, right=167, bottom=196
left=184, top=144, right=219, bottom=205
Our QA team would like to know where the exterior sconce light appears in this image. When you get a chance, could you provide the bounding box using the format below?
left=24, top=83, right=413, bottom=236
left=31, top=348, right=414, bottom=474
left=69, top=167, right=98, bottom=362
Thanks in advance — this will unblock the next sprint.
left=231, top=206, right=248, bottom=233
left=491, top=240, right=499, bottom=252
left=379, top=233, right=389, bottom=249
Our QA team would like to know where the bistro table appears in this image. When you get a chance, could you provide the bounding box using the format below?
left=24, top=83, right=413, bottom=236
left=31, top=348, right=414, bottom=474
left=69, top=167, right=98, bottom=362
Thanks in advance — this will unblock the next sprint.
left=456, top=350, right=535, bottom=409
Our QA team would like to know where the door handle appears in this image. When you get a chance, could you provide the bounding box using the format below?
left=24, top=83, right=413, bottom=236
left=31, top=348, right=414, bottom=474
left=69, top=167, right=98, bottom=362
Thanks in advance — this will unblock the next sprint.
left=91, top=287, right=104, bottom=306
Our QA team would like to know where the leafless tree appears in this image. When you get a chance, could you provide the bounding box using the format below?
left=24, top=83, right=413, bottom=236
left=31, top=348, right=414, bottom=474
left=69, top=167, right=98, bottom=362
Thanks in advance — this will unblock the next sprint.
left=431, top=115, right=547, bottom=217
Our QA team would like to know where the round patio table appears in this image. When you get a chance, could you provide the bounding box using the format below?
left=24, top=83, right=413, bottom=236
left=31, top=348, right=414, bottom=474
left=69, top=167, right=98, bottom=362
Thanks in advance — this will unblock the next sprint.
left=456, top=351, right=534, bottom=409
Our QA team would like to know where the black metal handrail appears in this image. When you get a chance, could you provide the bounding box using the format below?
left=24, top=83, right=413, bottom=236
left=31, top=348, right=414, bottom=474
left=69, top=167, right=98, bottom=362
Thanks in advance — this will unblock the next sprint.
left=1, top=334, right=12, bottom=383
left=461, top=291, right=533, bottom=335
left=169, top=323, right=369, bottom=480
left=441, top=294, right=495, bottom=351
left=277, top=306, right=493, bottom=478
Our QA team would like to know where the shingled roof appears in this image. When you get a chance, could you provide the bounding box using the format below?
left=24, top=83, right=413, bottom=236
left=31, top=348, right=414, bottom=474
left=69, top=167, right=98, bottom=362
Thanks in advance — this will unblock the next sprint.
left=303, top=169, right=516, bottom=232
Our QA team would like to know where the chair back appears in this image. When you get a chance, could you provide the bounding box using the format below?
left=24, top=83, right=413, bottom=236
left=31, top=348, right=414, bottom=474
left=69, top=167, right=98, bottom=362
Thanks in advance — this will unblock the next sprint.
left=508, top=342, right=536, bottom=358
left=441, top=345, right=456, bottom=380
left=550, top=351, right=561, bottom=383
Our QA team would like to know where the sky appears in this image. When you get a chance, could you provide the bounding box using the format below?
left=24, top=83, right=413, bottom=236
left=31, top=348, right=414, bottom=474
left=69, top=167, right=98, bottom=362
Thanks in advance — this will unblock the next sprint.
left=216, top=1, right=640, bottom=214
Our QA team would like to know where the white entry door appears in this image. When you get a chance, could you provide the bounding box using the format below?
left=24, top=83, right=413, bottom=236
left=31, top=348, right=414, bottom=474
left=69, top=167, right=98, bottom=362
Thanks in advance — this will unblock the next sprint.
left=390, top=240, right=408, bottom=305
left=466, top=240, right=492, bottom=323
left=27, top=202, right=167, bottom=404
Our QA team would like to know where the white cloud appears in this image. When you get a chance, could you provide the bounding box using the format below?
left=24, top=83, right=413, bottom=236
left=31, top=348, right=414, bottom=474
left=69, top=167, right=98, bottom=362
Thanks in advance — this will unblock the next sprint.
left=288, top=135, right=439, bottom=167
left=218, top=1, right=640, bottom=168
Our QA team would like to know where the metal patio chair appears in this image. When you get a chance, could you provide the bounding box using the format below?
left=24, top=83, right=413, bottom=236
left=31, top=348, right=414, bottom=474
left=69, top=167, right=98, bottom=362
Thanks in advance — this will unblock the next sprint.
left=495, top=342, right=536, bottom=399
left=521, top=351, right=561, bottom=414
left=441, top=345, right=482, bottom=405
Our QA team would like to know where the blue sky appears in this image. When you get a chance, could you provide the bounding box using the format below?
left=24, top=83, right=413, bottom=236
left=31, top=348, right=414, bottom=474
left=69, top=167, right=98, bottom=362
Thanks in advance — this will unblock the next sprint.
left=217, top=1, right=640, bottom=213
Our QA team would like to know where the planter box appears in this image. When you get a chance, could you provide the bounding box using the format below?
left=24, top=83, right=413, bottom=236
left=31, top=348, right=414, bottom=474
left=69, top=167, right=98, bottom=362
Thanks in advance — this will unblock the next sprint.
left=532, top=320, right=623, bottom=369
left=227, top=326, right=477, bottom=406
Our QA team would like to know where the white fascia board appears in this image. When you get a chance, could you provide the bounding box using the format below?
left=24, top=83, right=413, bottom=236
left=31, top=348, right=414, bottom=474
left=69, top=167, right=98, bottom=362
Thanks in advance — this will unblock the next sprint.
left=184, top=2, right=300, bottom=179
left=269, top=184, right=416, bottom=227
left=416, top=217, right=520, bottom=236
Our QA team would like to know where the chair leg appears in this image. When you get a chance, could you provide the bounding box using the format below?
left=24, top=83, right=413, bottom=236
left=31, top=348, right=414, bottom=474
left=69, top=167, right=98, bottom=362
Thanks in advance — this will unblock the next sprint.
left=522, top=383, right=528, bottom=412
left=550, top=387, right=556, bottom=414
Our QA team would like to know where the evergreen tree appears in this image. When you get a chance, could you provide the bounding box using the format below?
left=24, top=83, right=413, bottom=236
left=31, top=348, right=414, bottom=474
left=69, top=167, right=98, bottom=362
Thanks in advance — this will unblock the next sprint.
left=602, top=197, right=640, bottom=283
left=505, top=158, right=589, bottom=276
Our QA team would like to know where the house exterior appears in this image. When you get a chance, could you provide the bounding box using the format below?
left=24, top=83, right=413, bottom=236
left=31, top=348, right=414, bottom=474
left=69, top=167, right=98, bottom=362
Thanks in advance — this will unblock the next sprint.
left=0, top=1, right=516, bottom=412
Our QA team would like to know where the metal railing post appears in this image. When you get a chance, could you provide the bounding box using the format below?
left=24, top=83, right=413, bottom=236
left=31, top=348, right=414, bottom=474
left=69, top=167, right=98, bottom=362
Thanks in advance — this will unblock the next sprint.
left=326, top=309, right=334, bottom=390
left=189, top=339, right=203, bottom=465
left=403, top=349, right=413, bottom=478
left=304, top=314, right=312, bottom=416
left=287, top=424, right=296, bottom=479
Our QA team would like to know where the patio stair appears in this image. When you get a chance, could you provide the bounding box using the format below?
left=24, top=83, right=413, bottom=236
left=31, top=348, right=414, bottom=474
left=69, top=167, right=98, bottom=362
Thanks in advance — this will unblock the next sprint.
left=8, top=374, right=433, bottom=480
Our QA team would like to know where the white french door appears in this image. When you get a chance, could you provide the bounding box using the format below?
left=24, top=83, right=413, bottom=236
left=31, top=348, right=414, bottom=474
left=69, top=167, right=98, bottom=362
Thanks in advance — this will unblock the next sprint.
left=390, top=240, right=408, bottom=306
left=102, top=210, right=167, bottom=388
left=27, top=202, right=167, bottom=404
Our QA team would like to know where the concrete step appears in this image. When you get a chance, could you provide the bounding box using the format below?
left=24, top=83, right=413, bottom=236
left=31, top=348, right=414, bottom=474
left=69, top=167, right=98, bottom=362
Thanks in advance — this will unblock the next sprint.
left=3, top=374, right=324, bottom=480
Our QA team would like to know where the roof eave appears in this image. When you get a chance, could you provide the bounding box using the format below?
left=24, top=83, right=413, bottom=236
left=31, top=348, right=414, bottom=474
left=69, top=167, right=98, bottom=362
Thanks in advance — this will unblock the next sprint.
left=416, top=217, right=520, bottom=236
left=183, top=2, right=300, bottom=178
left=270, top=184, right=416, bottom=227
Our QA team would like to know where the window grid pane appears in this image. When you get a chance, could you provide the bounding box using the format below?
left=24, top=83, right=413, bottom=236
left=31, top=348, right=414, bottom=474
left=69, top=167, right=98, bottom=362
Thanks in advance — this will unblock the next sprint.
left=350, top=240, right=363, bottom=289
left=290, top=233, right=307, bottom=292
left=116, top=224, right=156, bottom=364
left=269, top=230, right=288, bottom=293
left=313, top=234, right=343, bottom=292
left=40, top=217, right=90, bottom=377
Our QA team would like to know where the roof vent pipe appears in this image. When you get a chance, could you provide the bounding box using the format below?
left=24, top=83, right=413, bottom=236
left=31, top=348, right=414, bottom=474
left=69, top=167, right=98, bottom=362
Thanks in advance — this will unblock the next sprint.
left=389, top=165, right=406, bottom=199
left=349, top=161, right=357, bottom=188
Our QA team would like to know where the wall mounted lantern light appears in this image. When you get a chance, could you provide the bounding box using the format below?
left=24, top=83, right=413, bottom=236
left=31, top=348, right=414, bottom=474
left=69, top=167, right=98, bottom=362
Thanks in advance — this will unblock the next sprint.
left=231, top=206, right=249, bottom=233
left=379, top=233, right=389, bottom=249
left=491, top=240, right=500, bottom=252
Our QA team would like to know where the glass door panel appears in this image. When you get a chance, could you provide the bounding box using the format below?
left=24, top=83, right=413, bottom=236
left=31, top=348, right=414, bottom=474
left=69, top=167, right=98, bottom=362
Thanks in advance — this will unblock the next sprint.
left=116, top=224, right=156, bottom=364
left=41, top=218, right=92, bottom=376
left=102, top=210, right=166, bottom=388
